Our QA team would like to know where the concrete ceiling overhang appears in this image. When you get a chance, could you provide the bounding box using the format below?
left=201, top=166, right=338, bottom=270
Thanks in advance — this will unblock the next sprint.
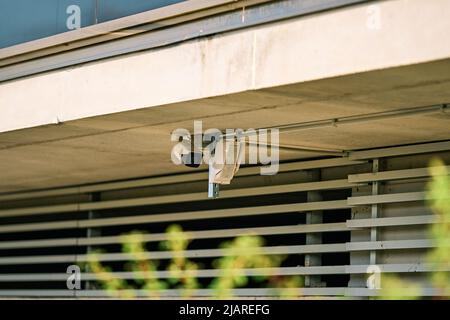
left=1, top=58, right=450, bottom=193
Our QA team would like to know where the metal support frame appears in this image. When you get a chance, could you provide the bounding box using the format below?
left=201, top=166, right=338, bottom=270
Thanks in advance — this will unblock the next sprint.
left=304, top=170, right=325, bottom=288
left=208, top=182, right=220, bottom=199
left=369, top=159, right=379, bottom=266
left=85, top=192, right=101, bottom=290
left=262, top=105, right=449, bottom=137
left=208, top=157, right=220, bottom=199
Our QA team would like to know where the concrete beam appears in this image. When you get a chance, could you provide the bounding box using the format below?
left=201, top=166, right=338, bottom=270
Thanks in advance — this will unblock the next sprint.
left=1, top=0, right=450, bottom=133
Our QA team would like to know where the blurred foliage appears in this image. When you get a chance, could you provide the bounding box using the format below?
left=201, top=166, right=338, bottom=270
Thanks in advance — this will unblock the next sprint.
left=88, top=252, right=133, bottom=299
left=87, top=227, right=302, bottom=299
left=209, top=235, right=301, bottom=298
left=426, top=158, right=450, bottom=297
left=380, top=158, right=450, bottom=299
left=122, top=232, right=168, bottom=298
left=379, top=274, right=422, bottom=300
left=159, top=225, right=199, bottom=297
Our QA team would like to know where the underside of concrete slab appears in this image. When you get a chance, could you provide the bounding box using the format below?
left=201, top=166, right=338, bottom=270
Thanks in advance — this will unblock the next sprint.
left=0, top=0, right=449, bottom=193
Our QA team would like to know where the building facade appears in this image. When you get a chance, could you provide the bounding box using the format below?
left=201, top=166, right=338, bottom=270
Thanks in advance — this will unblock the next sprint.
left=0, top=0, right=449, bottom=298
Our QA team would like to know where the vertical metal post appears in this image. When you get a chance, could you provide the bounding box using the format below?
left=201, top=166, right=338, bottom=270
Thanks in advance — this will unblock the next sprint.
left=208, top=158, right=220, bottom=199
left=370, top=159, right=379, bottom=265
left=305, top=170, right=324, bottom=287
left=208, top=182, right=220, bottom=198
left=85, top=192, right=101, bottom=290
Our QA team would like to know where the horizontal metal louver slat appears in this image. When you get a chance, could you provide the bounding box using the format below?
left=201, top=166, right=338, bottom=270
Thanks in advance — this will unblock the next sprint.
left=0, top=158, right=364, bottom=202
left=0, top=222, right=349, bottom=250
left=0, top=240, right=445, bottom=265
left=0, top=287, right=443, bottom=297
left=0, top=179, right=357, bottom=218
left=0, top=200, right=351, bottom=234
left=346, top=215, right=437, bottom=228
left=348, top=165, right=450, bottom=183
left=347, top=191, right=428, bottom=205
left=1, top=263, right=449, bottom=282
left=0, top=243, right=349, bottom=265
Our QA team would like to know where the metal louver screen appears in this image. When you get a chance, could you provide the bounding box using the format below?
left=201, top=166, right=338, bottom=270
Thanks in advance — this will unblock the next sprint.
left=0, top=141, right=449, bottom=298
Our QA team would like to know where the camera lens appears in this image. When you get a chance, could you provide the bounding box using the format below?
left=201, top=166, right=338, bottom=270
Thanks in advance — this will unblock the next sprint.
left=182, top=152, right=202, bottom=168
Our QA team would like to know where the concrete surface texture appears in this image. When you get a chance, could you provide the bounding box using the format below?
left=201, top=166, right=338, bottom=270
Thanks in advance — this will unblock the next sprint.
left=0, top=0, right=450, bottom=193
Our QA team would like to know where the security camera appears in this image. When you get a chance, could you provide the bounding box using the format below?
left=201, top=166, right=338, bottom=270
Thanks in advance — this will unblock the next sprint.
left=171, top=134, right=204, bottom=168
left=171, top=130, right=243, bottom=199
left=181, top=151, right=203, bottom=168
